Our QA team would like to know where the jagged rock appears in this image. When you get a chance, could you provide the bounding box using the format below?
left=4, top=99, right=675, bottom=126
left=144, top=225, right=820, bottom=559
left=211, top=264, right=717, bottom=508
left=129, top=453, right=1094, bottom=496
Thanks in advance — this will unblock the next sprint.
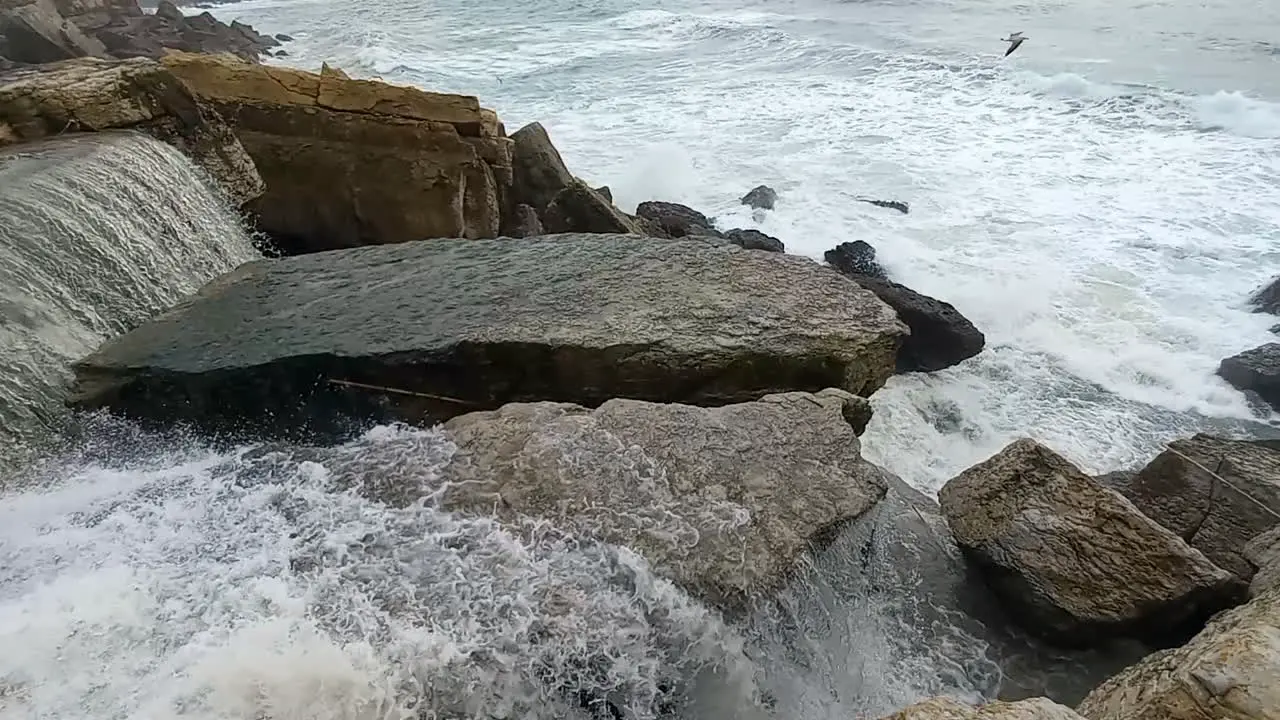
left=435, top=389, right=888, bottom=609
left=939, top=438, right=1247, bottom=648
left=509, top=121, right=573, bottom=214
left=881, top=697, right=1085, bottom=719
left=161, top=51, right=511, bottom=252
left=0, top=0, right=107, bottom=63
left=593, top=184, right=611, bottom=202
left=860, top=198, right=910, bottom=214
left=629, top=213, right=670, bottom=238
left=1249, top=277, right=1280, bottom=315
left=505, top=203, right=542, bottom=238
left=318, top=61, right=347, bottom=79
left=635, top=200, right=720, bottom=237
left=0, top=55, right=262, bottom=205
left=849, top=274, right=984, bottom=372
left=723, top=228, right=783, bottom=253
left=741, top=184, right=776, bottom=210
left=53, top=0, right=143, bottom=33
left=825, top=240, right=888, bottom=279
left=542, top=179, right=641, bottom=235
left=1245, top=526, right=1280, bottom=597
left=1102, top=435, right=1280, bottom=582
left=69, top=234, right=908, bottom=436
left=1218, top=343, right=1280, bottom=412
left=1076, top=587, right=1280, bottom=720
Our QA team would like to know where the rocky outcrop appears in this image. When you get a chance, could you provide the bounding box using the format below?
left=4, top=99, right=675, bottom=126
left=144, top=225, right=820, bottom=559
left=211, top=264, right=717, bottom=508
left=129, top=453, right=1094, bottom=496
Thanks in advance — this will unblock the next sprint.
left=69, top=234, right=908, bottom=436
left=723, top=228, right=783, bottom=253
left=826, top=240, right=888, bottom=279
left=1249, top=276, right=1280, bottom=315
left=635, top=200, right=719, bottom=237
left=0, top=0, right=107, bottom=63
left=1245, top=526, right=1280, bottom=597
left=508, top=121, right=573, bottom=218
left=939, top=439, right=1246, bottom=648
left=0, top=55, right=262, bottom=205
left=1075, top=587, right=1280, bottom=720
left=1103, top=435, right=1280, bottom=583
left=160, top=51, right=511, bottom=252
left=741, top=184, right=776, bottom=210
left=881, top=697, right=1085, bottom=719
left=435, top=389, right=888, bottom=609
left=542, top=179, right=641, bottom=235
left=1218, top=343, right=1280, bottom=412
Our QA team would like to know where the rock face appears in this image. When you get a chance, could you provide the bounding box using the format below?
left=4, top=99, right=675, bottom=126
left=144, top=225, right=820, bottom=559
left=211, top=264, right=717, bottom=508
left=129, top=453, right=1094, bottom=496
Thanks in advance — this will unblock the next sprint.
left=635, top=200, right=719, bottom=237
left=741, top=184, right=777, bottom=210
left=0, top=55, right=263, bottom=205
left=161, top=51, right=512, bottom=252
left=826, top=240, right=888, bottom=279
left=724, top=228, right=784, bottom=253
left=1218, top=343, right=1280, bottom=412
left=939, top=438, right=1246, bottom=648
left=435, top=389, right=888, bottom=609
left=1245, top=526, right=1280, bottom=597
left=1103, top=435, right=1280, bottom=583
left=881, top=697, right=1086, bottom=719
left=850, top=274, right=985, bottom=372
left=1076, top=587, right=1280, bottom=720
left=69, top=234, right=908, bottom=436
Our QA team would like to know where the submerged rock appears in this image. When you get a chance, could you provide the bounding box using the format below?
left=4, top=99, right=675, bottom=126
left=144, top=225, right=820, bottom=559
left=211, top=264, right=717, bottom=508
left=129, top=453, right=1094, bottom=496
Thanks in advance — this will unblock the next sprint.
left=825, top=240, right=888, bottom=280
left=436, top=389, right=887, bottom=609
left=860, top=198, right=910, bottom=214
left=740, top=184, right=777, bottom=210
left=1218, top=343, right=1280, bottom=412
left=939, top=438, right=1246, bottom=648
left=723, top=228, right=784, bottom=253
left=69, top=234, right=908, bottom=436
left=881, top=697, right=1085, bottom=719
left=0, top=55, right=263, bottom=205
left=635, top=200, right=720, bottom=237
left=1076, top=587, right=1280, bottom=720
left=161, top=51, right=511, bottom=252
left=1103, top=434, right=1280, bottom=582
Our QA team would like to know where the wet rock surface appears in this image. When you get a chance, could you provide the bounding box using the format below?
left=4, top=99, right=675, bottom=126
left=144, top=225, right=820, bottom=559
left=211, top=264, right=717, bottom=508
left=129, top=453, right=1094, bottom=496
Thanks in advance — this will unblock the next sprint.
left=741, top=184, right=777, bottom=210
left=881, top=697, right=1085, bottom=719
left=1218, top=343, right=1280, bottom=412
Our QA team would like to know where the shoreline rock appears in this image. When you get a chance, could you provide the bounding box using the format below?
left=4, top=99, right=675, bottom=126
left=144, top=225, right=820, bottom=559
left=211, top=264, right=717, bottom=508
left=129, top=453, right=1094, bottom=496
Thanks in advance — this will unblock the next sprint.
left=740, top=184, right=776, bottom=210
left=1218, top=343, right=1280, bottom=412
left=881, top=697, right=1085, bottom=719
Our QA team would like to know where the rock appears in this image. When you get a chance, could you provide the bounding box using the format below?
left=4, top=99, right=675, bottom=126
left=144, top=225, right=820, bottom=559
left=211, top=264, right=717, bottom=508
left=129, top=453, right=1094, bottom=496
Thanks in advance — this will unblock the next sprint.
left=1103, top=435, right=1280, bottom=583
left=318, top=60, right=347, bottom=79
left=1075, top=587, right=1280, bottom=720
left=273, top=32, right=291, bottom=41
left=161, top=51, right=512, bottom=252
left=1245, top=526, right=1280, bottom=597
left=0, top=55, right=263, bottom=206
left=69, top=234, right=909, bottom=436
left=432, top=389, right=887, bottom=609
left=1218, top=343, right=1280, bottom=412
left=860, top=198, right=910, bottom=214
left=938, top=438, right=1247, bottom=648
left=593, top=184, right=611, bottom=202
left=848, top=273, right=985, bottom=373
left=153, top=0, right=180, bottom=20
left=505, top=203, right=543, bottom=238
left=542, top=179, right=642, bottom=235
left=0, top=0, right=107, bottom=63
left=508, top=121, right=573, bottom=214
left=740, top=184, right=776, bottom=210
left=1249, top=277, right=1280, bottom=315
left=825, top=240, right=888, bottom=280
left=635, top=200, right=720, bottom=237
left=629, top=213, right=670, bottom=239
left=881, top=697, right=1086, bottom=719
left=723, top=228, right=783, bottom=253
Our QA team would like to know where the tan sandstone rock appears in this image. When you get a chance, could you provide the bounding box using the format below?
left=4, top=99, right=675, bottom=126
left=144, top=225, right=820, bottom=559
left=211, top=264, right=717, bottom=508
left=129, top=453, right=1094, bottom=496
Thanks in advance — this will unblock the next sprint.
left=160, top=50, right=513, bottom=252
left=436, top=389, right=888, bottom=609
left=1076, top=587, right=1280, bottom=720
left=882, top=696, right=1086, bottom=719
left=1245, top=526, right=1280, bottom=597
left=0, top=55, right=263, bottom=205
left=939, top=438, right=1246, bottom=647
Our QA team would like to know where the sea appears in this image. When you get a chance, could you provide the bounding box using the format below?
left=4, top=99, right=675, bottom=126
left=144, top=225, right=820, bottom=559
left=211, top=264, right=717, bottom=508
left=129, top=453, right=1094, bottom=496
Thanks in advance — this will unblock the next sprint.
left=1, top=0, right=1279, bottom=717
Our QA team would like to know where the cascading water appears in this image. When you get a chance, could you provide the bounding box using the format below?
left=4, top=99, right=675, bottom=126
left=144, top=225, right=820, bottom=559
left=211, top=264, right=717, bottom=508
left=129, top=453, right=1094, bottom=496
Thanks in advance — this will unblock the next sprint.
left=0, top=130, right=260, bottom=480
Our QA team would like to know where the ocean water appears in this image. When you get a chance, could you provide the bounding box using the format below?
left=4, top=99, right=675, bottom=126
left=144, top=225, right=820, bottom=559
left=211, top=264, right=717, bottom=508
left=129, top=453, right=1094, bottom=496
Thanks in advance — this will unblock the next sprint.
left=3, top=0, right=1280, bottom=717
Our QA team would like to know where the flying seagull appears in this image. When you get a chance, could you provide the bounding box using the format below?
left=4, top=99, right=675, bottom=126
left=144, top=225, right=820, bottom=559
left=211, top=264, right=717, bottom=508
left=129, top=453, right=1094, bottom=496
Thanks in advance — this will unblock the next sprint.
left=1002, top=31, right=1027, bottom=57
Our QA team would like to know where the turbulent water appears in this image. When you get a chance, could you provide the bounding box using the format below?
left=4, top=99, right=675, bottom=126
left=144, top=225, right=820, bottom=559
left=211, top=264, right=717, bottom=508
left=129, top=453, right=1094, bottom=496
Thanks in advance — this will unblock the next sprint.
left=4, top=0, right=1280, bottom=717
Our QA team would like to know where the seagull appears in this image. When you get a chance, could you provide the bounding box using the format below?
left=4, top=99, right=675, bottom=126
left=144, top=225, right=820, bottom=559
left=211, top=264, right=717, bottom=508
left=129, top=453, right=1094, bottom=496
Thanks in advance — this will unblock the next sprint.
left=1002, top=31, right=1027, bottom=57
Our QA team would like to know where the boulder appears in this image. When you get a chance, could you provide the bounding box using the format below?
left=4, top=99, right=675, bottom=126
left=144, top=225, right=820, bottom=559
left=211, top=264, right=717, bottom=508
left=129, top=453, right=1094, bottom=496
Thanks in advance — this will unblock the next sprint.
left=938, top=438, right=1247, bottom=648
left=434, top=389, right=887, bottom=609
left=825, top=240, right=888, bottom=280
left=1218, top=343, right=1280, bottom=412
left=881, top=697, right=1086, bottom=719
left=508, top=120, right=573, bottom=214
left=1103, top=435, right=1280, bottom=582
left=160, top=51, right=512, bottom=252
left=0, top=0, right=107, bottom=64
left=1075, top=587, right=1280, bottom=720
left=724, top=228, right=784, bottom=253
left=848, top=273, right=985, bottom=373
left=69, top=234, right=908, bottom=436
left=1249, top=277, right=1280, bottom=315
left=1245, top=526, right=1280, bottom=597
left=741, top=184, right=776, bottom=210
left=0, top=55, right=263, bottom=206
left=635, top=200, right=720, bottom=237
left=542, top=179, right=642, bottom=235
left=505, top=202, right=543, bottom=238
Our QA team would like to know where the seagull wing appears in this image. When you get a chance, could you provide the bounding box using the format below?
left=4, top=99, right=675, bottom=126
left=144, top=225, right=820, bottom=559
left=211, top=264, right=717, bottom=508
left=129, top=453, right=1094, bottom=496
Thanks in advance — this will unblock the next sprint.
left=1004, top=36, right=1025, bottom=56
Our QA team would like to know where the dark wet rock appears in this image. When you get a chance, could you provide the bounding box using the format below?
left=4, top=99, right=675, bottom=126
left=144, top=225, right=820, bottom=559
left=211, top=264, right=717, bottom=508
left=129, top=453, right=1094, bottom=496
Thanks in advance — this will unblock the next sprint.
left=1104, top=434, right=1280, bottom=583
left=723, top=228, right=783, bottom=253
left=593, top=185, right=611, bottom=203
left=69, top=234, right=908, bottom=438
left=740, top=184, right=776, bottom=210
left=273, top=32, right=292, bottom=42
left=0, top=0, right=107, bottom=63
left=635, top=200, right=720, bottom=238
left=939, top=438, right=1247, bottom=649
left=505, top=203, right=543, bottom=238
left=825, top=240, right=888, bottom=280
left=860, top=198, right=910, bottom=214
left=542, top=179, right=641, bottom=235
left=1249, top=276, right=1280, bottom=315
left=508, top=121, right=574, bottom=214
left=850, top=274, right=984, bottom=373
left=1218, top=343, right=1280, bottom=412
left=270, top=48, right=285, bottom=56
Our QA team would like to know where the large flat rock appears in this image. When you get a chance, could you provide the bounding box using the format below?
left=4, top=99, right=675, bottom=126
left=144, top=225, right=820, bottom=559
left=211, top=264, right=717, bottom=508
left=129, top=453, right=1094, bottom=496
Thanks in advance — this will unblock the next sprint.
left=69, top=234, right=908, bottom=436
